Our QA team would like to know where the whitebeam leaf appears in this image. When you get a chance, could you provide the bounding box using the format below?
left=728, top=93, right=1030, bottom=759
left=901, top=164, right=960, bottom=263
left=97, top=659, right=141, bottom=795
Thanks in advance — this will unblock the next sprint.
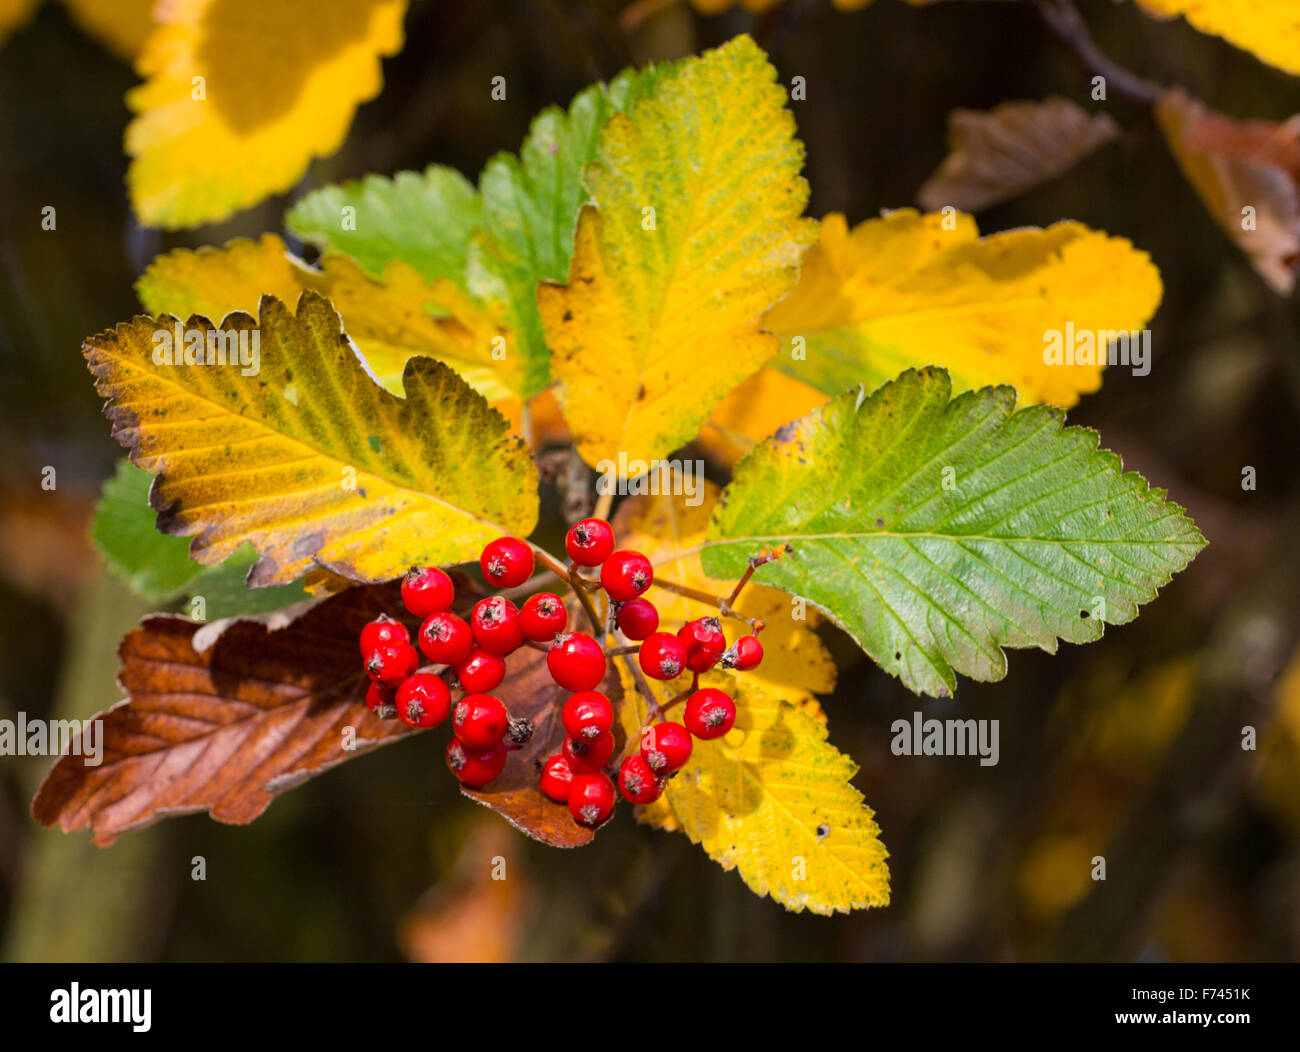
left=702, top=367, right=1206, bottom=697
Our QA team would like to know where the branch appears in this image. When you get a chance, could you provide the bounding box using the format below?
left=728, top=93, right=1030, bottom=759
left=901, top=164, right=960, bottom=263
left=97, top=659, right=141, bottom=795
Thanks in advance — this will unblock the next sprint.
left=1034, top=0, right=1162, bottom=106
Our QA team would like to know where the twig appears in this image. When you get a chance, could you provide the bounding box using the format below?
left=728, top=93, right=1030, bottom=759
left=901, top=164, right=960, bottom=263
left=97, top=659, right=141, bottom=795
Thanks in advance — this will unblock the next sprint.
left=1034, top=0, right=1162, bottom=106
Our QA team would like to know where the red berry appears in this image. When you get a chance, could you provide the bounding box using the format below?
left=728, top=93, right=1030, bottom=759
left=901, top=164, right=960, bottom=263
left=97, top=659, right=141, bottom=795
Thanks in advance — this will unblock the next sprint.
left=453, top=648, right=506, bottom=693
left=400, top=566, right=455, bottom=618
left=638, top=632, right=686, bottom=681
left=547, top=632, right=607, bottom=691
left=452, top=693, right=509, bottom=749
left=618, top=754, right=664, bottom=805
left=395, top=672, right=451, bottom=727
left=520, top=592, right=566, bottom=642
left=563, top=731, right=616, bottom=773
left=367, top=641, right=419, bottom=686
left=684, top=688, right=736, bottom=740
left=567, top=772, right=616, bottom=827
left=565, top=517, right=615, bottom=567
left=470, top=596, right=524, bottom=656
left=364, top=681, right=396, bottom=719
left=616, top=598, right=659, bottom=641
left=480, top=536, right=534, bottom=588
left=600, top=549, right=653, bottom=601
left=640, top=721, right=693, bottom=775
left=677, top=617, right=726, bottom=673
left=724, top=634, right=764, bottom=671
left=446, top=738, right=507, bottom=787
left=539, top=754, right=575, bottom=803
left=359, top=614, right=408, bottom=658
left=561, top=690, right=614, bottom=741
left=418, top=611, right=473, bottom=665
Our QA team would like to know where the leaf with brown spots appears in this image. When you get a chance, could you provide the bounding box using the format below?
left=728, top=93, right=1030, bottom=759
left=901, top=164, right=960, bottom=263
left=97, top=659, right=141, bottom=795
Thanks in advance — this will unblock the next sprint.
left=31, top=582, right=418, bottom=845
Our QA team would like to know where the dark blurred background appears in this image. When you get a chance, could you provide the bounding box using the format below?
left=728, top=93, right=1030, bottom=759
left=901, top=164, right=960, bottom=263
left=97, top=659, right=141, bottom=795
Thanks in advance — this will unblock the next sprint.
left=1, top=0, right=1299, bottom=962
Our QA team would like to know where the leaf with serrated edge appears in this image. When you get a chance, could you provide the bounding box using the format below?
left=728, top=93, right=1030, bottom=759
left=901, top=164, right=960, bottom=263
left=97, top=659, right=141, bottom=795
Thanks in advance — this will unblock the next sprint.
left=618, top=666, right=889, bottom=914
left=764, top=209, right=1162, bottom=410
left=537, top=34, right=816, bottom=470
left=30, top=583, right=416, bottom=845
left=83, top=292, right=538, bottom=587
left=703, top=367, right=1206, bottom=698
left=137, top=234, right=522, bottom=402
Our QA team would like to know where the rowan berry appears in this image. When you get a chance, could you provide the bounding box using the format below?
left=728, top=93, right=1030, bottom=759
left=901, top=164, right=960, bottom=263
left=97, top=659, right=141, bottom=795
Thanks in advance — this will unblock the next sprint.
left=480, top=536, right=534, bottom=589
left=453, top=648, right=506, bottom=693
left=547, top=632, right=607, bottom=691
left=359, top=614, right=408, bottom=658
left=400, top=566, right=455, bottom=618
left=638, top=632, right=687, bottom=680
left=452, top=693, right=509, bottom=749
left=520, top=592, right=566, bottom=642
left=395, top=672, right=452, bottom=727
left=418, top=611, right=473, bottom=665
left=364, top=681, right=396, bottom=719
left=565, top=517, right=615, bottom=566
left=446, top=739, right=507, bottom=787
left=677, top=617, right=726, bottom=673
left=615, top=598, right=659, bottom=640
left=684, top=687, right=736, bottom=740
left=563, top=730, right=616, bottom=773
left=618, top=754, right=664, bottom=805
left=470, top=596, right=524, bottom=656
left=561, top=690, right=614, bottom=741
left=567, top=772, right=616, bottom=827
left=724, top=634, right=764, bottom=671
left=367, top=641, right=419, bottom=686
left=640, top=720, right=693, bottom=775
left=539, top=754, right=575, bottom=803
left=600, top=549, right=653, bottom=601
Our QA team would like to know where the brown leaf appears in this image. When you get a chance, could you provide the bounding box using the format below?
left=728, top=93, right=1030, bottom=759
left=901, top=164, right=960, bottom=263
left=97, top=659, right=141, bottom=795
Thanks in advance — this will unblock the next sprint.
left=31, top=582, right=419, bottom=845
left=462, top=640, right=625, bottom=849
left=1157, top=88, right=1300, bottom=294
left=916, top=96, right=1119, bottom=213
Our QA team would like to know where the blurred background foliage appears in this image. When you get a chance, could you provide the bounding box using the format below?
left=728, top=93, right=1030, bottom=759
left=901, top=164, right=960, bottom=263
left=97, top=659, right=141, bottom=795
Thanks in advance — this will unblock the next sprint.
left=1, top=0, right=1299, bottom=961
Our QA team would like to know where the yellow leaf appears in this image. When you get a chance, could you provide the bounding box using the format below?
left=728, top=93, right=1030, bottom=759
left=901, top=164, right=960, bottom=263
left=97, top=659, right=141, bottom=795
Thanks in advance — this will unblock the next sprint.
left=60, top=0, right=155, bottom=60
left=764, top=209, right=1163, bottom=408
left=1135, top=0, right=1300, bottom=77
left=126, top=0, right=408, bottom=228
left=611, top=484, right=837, bottom=698
left=617, top=667, right=890, bottom=914
left=537, top=34, right=816, bottom=471
left=83, top=293, right=538, bottom=586
left=0, top=0, right=38, bottom=47
left=137, top=235, right=521, bottom=402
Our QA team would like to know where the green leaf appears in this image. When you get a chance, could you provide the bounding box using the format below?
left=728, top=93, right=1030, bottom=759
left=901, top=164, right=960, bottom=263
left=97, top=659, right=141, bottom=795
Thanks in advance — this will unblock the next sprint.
left=288, top=65, right=668, bottom=398
left=702, top=367, right=1207, bottom=698
left=92, top=459, right=205, bottom=599
left=286, top=166, right=482, bottom=284
left=93, top=460, right=312, bottom=616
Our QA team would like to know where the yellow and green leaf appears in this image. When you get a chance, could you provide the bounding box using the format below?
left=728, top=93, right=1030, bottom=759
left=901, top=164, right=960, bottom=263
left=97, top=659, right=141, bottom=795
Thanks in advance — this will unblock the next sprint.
left=538, top=34, right=816, bottom=471
left=764, top=209, right=1163, bottom=409
left=83, top=293, right=538, bottom=586
left=1135, top=0, right=1300, bottom=77
left=618, top=666, right=890, bottom=914
left=137, top=235, right=521, bottom=403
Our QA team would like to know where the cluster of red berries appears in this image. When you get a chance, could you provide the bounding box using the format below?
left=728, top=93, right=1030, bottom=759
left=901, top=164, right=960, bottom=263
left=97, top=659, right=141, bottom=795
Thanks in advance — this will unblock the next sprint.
left=537, top=518, right=764, bottom=831
left=357, top=517, right=765, bottom=831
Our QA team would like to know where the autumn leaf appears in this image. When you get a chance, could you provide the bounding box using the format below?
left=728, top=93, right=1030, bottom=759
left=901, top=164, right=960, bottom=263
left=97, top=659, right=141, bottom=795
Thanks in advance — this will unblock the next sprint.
left=537, top=34, right=816, bottom=470
left=1135, top=0, right=1300, bottom=77
left=137, top=234, right=521, bottom=402
left=1156, top=88, right=1300, bottom=294
left=916, top=96, right=1119, bottom=214
left=83, top=293, right=538, bottom=586
left=60, top=0, right=155, bottom=59
left=764, top=209, right=1163, bottom=409
left=288, top=66, right=667, bottom=398
left=30, top=583, right=417, bottom=845
left=126, top=0, right=408, bottom=227
left=704, top=367, right=1206, bottom=698
left=611, top=484, right=837, bottom=698
left=700, top=367, right=832, bottom=466
left=0, top=0, right=37, bottom=47
left=618, top=666, right=890, bottom=914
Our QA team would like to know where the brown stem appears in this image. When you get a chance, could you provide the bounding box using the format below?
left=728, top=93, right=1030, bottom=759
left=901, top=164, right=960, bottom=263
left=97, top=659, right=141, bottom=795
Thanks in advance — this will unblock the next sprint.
left=605, top=644, right=640, bottom=658
left=1034, top=0, right=1162, bottom=106
left=649, top=578, right=765, bottom=631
